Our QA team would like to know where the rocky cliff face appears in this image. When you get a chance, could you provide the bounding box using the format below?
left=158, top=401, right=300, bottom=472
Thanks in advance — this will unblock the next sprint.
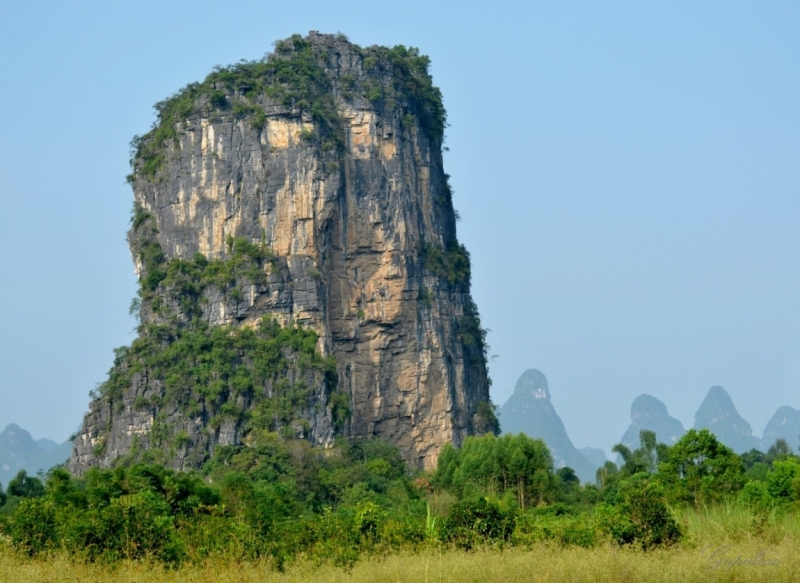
left=619, top=394, right=685, bottom=450
left=694, top=386, right=760, bottom=454
left=498, top=370, right=599, bottom=483
left=69, top=33, right=494, bottom=473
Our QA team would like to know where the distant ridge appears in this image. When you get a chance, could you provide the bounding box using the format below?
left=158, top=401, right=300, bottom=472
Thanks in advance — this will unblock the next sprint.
left=761, top=406, right=800, bottom=452
left=499, top=369, right=602, bottom=483
left=694, top=386, right=761, bottom=454
left=0, top=424, right=71, bottom=485
left=578, top=447, right=608, bottom=469
left=619, top=394, right=685, bottom=450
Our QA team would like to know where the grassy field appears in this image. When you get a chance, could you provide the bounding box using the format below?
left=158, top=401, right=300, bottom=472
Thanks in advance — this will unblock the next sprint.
left=0, top=541, right=797, bottom=583
left=1, top=507, right=797, bottom=583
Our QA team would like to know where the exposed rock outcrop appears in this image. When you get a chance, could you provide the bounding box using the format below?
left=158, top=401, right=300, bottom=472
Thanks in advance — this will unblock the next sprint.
left=69, top=33, right=493, bottom=474
left=762, top=406, right=800, bottom=452
left=694, top=386, right=760, bottom=454
left=619, top=394, right=685, bottom=450
left=499, top=369, right=599, bottom=483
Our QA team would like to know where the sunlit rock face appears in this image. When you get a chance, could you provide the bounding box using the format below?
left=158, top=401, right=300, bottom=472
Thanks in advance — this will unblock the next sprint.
left=499, top=369, right=601, bottom=483
left=69, top=33, right=492, bottom=474
left=619, top=394, right=685, bottom=450
left=694, top=386, right=761, bottom=454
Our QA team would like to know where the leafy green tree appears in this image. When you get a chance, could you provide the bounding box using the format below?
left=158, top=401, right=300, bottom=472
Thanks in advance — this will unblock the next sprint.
left=436, top=434, right=555, bottom=509
left=766, top=458, right=800, bottom=503
left=439, top=496, right=515, bottom=549
left=612, top=430, right=668, bottom=477
left=741, top=448, right=770, bottom=481
left=97, top=490, right=180, bottom=562
left=7, top=470, right=45, bottom=499
left=556, top=467, right=580, bottom=493
left=7, top=498, right=57, bottom=555
left=596, top=473, right=682, bottom=549
left=596, top=460, right=620, bottom=490
left=741, top=448, right=765, bottom=469
left=738, top=480, right=773, bottom=512
left=657, top=429, right=744, bottom=506
left=765, top=439, right=796, bottom=463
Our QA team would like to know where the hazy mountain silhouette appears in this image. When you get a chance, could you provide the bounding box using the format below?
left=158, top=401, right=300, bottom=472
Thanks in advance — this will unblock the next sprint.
left=0, top=424, right=71, bottom=485
left=761, top=406, right=800, bottom=452
left=619, top=394, right=685, bottom=450
left=499, top=369, right=602, bottom=483
left=693, top=386, right=761, bottom=454
left=578, top=447, right=608, bottom=469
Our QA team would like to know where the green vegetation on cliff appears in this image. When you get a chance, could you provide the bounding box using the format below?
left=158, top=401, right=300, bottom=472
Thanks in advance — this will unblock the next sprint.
left=98, top=317, right=337, bottom=439
left=130, top=33, right=446, bottom=182
left=138, top=236, right=274, bottom=321
left=90, top=212, right=344, bottom=467
left=422, top=241, right=471, bottom=288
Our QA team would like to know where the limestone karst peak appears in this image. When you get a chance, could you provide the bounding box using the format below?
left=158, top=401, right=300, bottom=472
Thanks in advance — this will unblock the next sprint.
left=499, top=369, right=600, bottom=483
left=762, top=406, right=800, bottom=451
left=513, top=369, right=551, bottom=400
left=69, top=33, right=493, bottom=474
left=619, top=394, right=685, bottom=449
left=693, top=385, right=760, bottom=454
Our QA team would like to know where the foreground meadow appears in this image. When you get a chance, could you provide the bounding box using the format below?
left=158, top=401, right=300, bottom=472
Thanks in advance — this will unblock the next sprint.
left=2, top=432, right=798, bottom=581
left=3, top=505, right=799, bottom=583
left=1, top=539, right=797, bottom=583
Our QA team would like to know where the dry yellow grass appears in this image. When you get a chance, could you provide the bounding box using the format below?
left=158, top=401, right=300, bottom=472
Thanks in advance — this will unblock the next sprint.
left=1, top=539, right=797, bottom=583
left=2, top=505, right=797, bottom=582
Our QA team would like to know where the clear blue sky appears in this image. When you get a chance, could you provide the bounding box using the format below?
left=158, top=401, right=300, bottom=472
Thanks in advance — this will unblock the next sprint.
left=1, top=1, right=798, bottom=455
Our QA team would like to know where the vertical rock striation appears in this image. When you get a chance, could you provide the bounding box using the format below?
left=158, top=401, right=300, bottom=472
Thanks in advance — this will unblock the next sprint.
left=69, top=33, right=493, bottom=473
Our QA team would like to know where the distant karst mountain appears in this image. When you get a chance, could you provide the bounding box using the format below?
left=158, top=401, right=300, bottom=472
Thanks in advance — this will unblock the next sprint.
left=0, top=424, right=71, bottom=485
left=578, top=447, right=608, bottom=469
left=619, top=394, right=685, bottom=450
left=694, top=386, right=761, bottom=454
left=499, top=369, right=601, bottom=483
left=761, top=406, right=800, bottom=452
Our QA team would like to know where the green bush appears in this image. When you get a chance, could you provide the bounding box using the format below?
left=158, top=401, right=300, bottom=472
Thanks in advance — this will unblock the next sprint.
left=658, top=429, right=744, bottom=506
left=436, top=434, right=555, bottom=509
left=423, top=241, right=471, bottom=287
left=474, top=401, right=500, bottom=436
left=97, top=491, right=181, bottom=562
left=439, top=496, right=515, bottom=549
left=7, top=498, right=57, bottom=555
left=512, top=509, right=598, bottom=548
left=738, top=480, right=773, bottom=512
left=766, top=458, right=800, bottom=503
left=597, top=473, right=682, bottom=549
left=6, top=471, right=44, bottom=499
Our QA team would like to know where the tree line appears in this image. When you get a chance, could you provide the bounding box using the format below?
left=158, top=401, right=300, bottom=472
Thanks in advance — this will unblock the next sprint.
left=0, top=428, right=797, bottom=567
